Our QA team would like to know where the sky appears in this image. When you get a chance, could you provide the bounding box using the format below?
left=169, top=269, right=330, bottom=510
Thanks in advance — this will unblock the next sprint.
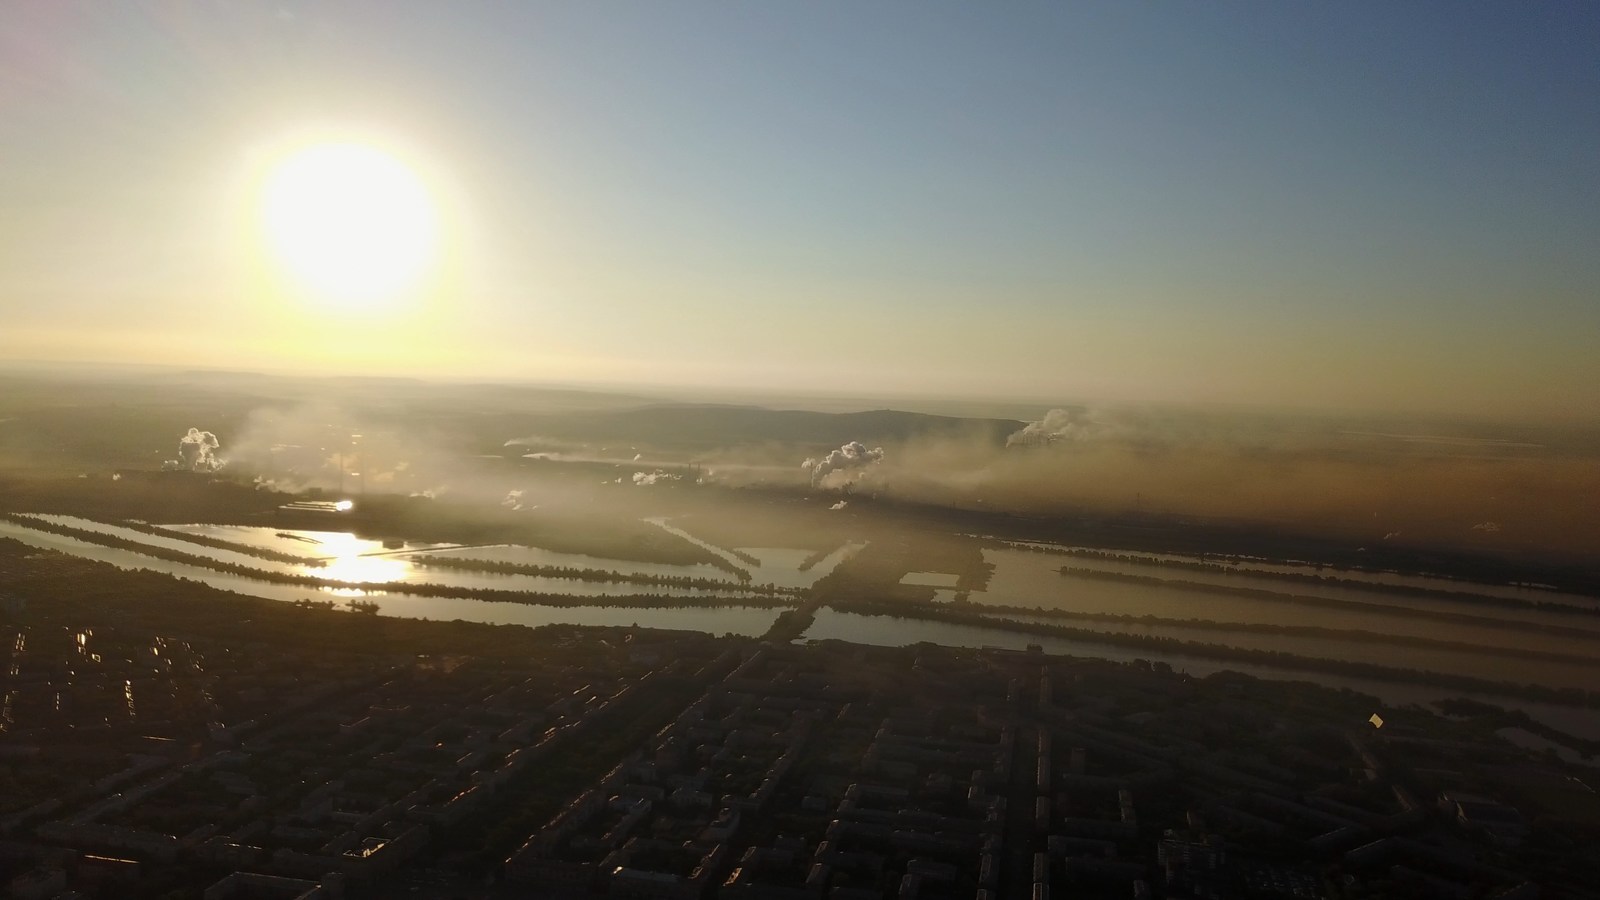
left=3, top=2, right=1597, bottom=418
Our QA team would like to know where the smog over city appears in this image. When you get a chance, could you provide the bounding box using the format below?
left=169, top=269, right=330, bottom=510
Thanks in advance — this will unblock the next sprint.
left=2, top=4, right=1598, bottom=898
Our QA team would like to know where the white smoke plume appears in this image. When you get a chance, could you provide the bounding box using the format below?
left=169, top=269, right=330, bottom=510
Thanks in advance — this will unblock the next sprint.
left=801, top=441, right=885, bottom=488
left=1007, top=408, right=1098, bottom=447
left=503, top=489, right=525, bottom=510
left=164, top=427, right=224, bottom=472
left=632, top=470, right=680, bottom=486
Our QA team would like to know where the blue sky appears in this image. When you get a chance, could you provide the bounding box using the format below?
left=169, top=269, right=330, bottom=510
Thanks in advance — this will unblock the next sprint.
left=3, top=2, right=1597, bottom=416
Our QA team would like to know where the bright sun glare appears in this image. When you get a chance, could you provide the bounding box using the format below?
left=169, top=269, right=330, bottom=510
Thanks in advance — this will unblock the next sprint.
left=260, top=142, right=438, bottom=309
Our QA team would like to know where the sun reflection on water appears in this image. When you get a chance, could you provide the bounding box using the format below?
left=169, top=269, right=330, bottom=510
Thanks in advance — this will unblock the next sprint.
left=306, top=532, right=411, bottom=584
left=312, top=532, right=376, bottom=558
left=319, top=554, right=410, bottom=583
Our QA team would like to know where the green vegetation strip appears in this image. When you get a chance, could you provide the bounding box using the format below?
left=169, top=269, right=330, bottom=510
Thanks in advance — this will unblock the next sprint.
left=832, top=598, right=1600, bottom=709
left=797, top=544, right=840, bottom=572
left=2, top=514, right=788, bottom=610
left=114, top=519, right=326, bottom=567
left=410, top=555, right=793, bottom=594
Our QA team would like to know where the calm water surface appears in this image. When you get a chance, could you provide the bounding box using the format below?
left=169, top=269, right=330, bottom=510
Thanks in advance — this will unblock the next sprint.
left=0, top=520, right=784, bottom=618
left=16, top=516, right=764, bottom=598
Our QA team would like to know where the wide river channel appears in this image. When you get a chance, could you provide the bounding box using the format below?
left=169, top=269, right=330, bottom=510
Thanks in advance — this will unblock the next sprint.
left=5, top=516, right=1598, bottom=749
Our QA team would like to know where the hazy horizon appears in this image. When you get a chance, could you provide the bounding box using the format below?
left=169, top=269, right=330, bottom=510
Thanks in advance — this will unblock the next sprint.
left=8, top=356, right=1600, bottom=429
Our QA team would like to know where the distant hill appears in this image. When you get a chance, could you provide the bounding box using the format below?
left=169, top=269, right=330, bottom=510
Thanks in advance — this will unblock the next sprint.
left=508, top=405, right=1026, bottom=450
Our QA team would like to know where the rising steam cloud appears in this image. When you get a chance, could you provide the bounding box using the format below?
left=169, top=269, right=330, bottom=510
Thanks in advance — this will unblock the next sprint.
left=802, top=441, right=885, bottom=488
left=1007, top=408, right=1099, bottom=447
left=164, top=428, right=224, bottom=472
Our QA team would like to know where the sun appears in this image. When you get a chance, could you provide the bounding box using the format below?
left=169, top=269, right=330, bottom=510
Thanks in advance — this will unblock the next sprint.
left=259, top=142, right=439, bottom=309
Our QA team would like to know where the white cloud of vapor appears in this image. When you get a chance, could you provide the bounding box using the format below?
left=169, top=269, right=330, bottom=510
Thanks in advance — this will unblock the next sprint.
left=801, top=441, right=885, bottom=488
left=164, top=427, right=224, bottom=472
left=1007, top=408, right=1100, bottom=447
